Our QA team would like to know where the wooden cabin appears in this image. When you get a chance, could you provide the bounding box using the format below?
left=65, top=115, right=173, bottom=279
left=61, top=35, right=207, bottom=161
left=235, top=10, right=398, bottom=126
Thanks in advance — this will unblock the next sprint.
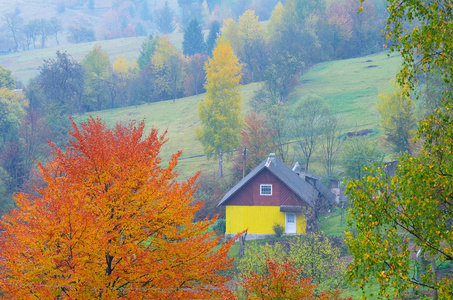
left=218, top=153, right=334, bottom=239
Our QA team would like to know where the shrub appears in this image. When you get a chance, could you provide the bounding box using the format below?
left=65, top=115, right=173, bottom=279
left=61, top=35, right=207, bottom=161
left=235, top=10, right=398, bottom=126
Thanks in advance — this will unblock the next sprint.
left=273, top=223, right=284, bottom=237
left=215, top=218, right=226, bottom=234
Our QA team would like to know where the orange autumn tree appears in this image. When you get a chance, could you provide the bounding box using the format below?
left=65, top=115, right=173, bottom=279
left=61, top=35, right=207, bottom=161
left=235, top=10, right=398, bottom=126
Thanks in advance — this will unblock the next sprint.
left=244, top=259, right=352, bottom=300
left=0, top=117, right=236, bottom=299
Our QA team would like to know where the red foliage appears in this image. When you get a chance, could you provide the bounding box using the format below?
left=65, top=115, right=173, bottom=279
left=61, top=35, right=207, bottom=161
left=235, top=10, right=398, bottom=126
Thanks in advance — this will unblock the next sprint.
left=244, top=259, right=352, bottom=300
left=101, top=6, right=137, bottom=40
left=0, top=117, right=238, bottom=299
left=232, top=112, right=274, bottom=180
left=184, top=53, right=208, bottom=96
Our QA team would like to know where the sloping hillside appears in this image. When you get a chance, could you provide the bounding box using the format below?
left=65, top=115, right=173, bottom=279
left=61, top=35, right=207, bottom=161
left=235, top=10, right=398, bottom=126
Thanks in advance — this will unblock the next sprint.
left=0, top=34, right=183, bottom=84
left=290, top=52, right=401, bottom=133
left=74, top=51, right=401, bottom=179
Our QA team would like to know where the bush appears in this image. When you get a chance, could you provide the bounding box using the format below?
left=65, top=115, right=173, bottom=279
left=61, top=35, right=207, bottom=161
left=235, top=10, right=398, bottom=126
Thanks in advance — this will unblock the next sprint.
left=273, top=223, right=284, bottom=237
left=214, top=218, right=226, bottom=234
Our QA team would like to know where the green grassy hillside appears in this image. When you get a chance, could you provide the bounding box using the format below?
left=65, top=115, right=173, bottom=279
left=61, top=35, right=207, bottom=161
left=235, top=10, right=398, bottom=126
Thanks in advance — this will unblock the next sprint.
left=0, top=36, right=146, bottom=84
left=290, top=52, right=401, bottom=134
left=0, top=0, right=181, bottom=76
left=74, top=82, right=261, bottom=180
left=0, top=33, right=185, bottom=84
left=73, top=51, right=401, bottom=180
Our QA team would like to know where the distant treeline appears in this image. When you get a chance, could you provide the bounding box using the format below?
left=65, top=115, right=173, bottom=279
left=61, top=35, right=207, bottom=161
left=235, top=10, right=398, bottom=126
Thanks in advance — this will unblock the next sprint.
left=0, top=0, right=283, bottom=50
left=26, top=0, right=387, bottom=113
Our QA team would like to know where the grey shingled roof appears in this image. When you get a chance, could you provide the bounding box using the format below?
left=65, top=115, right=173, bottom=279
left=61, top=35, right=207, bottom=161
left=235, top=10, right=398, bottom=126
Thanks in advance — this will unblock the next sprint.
left=316, top=181, right=336, bottom=205
left=218, top=155, right=317, bottom=207
left=291, top=162, right=335, bottom=205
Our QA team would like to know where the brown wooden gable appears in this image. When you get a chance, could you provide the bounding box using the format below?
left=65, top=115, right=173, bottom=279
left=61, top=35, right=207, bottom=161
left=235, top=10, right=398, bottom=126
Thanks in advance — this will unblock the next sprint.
left=223, top=169, right=308, bottom=207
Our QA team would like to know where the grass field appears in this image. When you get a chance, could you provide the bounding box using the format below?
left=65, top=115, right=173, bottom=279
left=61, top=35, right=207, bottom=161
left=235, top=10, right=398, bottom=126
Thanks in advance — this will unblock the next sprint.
left=1, top=41, right=402, bottom=179
left=0, top=0, right=182, bottom=83
left=70, top=51, right=402, bottom=180
left=0, top=36, right=147, bottom=84
left=73, top=81, right=262, bottom=180
left=290, top=52, right=401, bottom=134
left=0, top=34, right=183, bottom=84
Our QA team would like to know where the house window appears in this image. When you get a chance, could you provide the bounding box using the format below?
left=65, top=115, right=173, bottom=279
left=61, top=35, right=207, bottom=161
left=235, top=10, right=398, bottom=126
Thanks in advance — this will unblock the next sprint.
left=286, top=213, right=295, bottom=223
left=260, top=184, right=272, bottom=196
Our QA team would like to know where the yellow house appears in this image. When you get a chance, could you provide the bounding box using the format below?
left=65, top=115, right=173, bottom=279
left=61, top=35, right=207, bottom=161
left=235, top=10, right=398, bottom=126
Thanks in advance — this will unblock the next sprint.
left=219, top=154, right=333, bottom=239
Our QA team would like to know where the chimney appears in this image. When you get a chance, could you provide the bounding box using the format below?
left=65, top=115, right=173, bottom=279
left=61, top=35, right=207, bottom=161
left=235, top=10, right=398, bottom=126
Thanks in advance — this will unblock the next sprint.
left=265, top=153, right=276, bottom=167
left=291, top=162, right=302, bottom=175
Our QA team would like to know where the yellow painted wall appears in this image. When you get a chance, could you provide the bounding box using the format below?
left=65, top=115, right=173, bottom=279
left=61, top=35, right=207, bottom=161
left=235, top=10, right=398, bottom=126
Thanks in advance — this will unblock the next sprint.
left=296, top=213, right=307, bottom=235
left=225, top=206, right=307, bottom=235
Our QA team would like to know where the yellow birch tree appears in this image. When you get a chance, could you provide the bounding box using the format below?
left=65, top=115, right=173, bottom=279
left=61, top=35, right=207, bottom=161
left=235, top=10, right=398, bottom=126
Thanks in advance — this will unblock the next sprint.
left=196, top=39, right=242, bottom=178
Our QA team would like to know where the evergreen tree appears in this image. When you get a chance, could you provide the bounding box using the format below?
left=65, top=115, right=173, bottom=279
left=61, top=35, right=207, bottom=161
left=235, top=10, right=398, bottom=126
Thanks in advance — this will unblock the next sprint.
left=206, top=21, right=220, bottom=56
left=140, top=0, right=151, bottom=21
left=137, top=35, right=160, bottom=71
left=154, top=1, right=175, bottom=34
left=183, top=19, right=206, bottom=56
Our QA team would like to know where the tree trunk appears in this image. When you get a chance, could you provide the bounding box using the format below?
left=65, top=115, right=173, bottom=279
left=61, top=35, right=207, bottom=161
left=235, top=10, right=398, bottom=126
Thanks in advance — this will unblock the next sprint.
left=239, top=232, right=247, bottom=257
left=242, top=147, right=247, bottom=178
left=219, top=149, right=223, bottom=178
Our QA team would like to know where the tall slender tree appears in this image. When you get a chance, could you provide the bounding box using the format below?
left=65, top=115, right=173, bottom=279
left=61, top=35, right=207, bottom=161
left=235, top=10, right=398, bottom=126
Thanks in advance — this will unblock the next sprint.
left=292, top=95, right=329, bottom=170
left=2, top=12, right=23, bottom=51
left=377, top=81, right=416, bottom=153
left=206, top=21, right=220, bottom=56
left=183, top=19, right=206, bottom=56
left=151, top=37, right=184, bottom=102
left=196, top=39, right=242, bottom=178
left=154, top=1, right=175, bottom=34
left=81, top=45, right=112, bottom=111
left=137, top=35, right=160, bottom=71
left=318, top=112, right=342, bottom=179
left=49, top=17, right=62, bottom=46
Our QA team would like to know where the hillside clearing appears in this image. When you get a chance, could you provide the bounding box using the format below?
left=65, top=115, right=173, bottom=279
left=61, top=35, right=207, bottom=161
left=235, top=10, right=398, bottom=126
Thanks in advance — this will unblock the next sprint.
left=73, top=51, right=401, bottom=179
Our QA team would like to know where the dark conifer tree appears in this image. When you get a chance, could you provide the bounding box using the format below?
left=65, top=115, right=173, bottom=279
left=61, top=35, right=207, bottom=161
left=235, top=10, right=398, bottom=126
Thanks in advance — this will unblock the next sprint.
left=154, top=1, right=175, bottom=34
left=206, top=21, right=220, bottom=57
left=140, top=0, right=152, bottom=21
left=183, top=19, right=206, bottom=56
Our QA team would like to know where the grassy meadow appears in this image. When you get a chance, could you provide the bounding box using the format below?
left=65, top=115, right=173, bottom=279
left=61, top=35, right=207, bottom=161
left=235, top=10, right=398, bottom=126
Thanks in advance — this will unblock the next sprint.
left=71, top=51, right=401, bottom=180
left=0, top=0, right=182, bottom=82
left=0, top=36, right=147, bottom=84
left=0, top=38, right=401, bottom=179
left=74, top=82, right=263, bottom=180
left=290, top=52, right=401, bottom=133
left=0, top=34, right=184, bottom=84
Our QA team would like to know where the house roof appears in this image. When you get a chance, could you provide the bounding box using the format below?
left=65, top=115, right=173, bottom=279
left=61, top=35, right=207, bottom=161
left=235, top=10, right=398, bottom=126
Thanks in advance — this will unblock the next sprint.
left=291, top=162, right=321, bottom=181
left=218, top=154, right=318, bottom=208
left=316, top=181, right=336, bottom=206
left=291, top=162, right=335, bottom=206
